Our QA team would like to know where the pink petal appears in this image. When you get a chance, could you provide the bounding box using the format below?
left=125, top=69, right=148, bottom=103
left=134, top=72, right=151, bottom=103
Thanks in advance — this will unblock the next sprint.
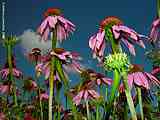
left=83, top=91, right=89, bottom=101
left=113, top=25, right=138, bottom=40
left=73, top=91, right=84, bottom=105
left=37, top=18, right=48, bottom=34
left=144, top=72, right=160, bottom=86
left=89, top=34, right=97, bottom=50
left=151, top=67, right=160, bottom=75
left=133, top=72, right=149, bottom=89
left=42, top=27, right=50, bottom=41
left=96, top=31, right=105, bottom=49
left=48, top=16, right=57, bottom=28
left=122, top=39, right=136, bottom=56
left=128, top=74, right=134, bottom=89
left=97, top=79, right=101, bottom=85
left=57, top=25, right=67, bottom=42
left=88, top=90, right=100, bottom=99
left=102, top=77, right=112, bottom=85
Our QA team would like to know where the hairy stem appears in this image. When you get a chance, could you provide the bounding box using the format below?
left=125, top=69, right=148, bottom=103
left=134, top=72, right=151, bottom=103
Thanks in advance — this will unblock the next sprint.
left=122, top=71, right=137, bottom=120
left=86, top=100, right=90, bottom=120
left=137, top=87, right=144, bottom=120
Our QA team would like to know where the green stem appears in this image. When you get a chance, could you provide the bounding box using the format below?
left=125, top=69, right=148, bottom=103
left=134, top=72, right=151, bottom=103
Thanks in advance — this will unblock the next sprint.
left=137, top=87, right=144, bottom=120
left=124, top=103, right=128, bottom=120
left=57, top=89, right=61, bottom=120
left=38, top=88, right=43, bottom=120
left=49, top=28, right=57, bottom=120
left=96, top=104, right=99, bottom=120
left=49, top=69, right=54, bottom=120
left=110, top=69, right=120, bottom=105
left=158, top=0, right=160, bottom=17
left=122, top=71, right=137, bottom=120
left=86, top=100, right=90, bottom=120
left=7, top=44, right=18, bottom=106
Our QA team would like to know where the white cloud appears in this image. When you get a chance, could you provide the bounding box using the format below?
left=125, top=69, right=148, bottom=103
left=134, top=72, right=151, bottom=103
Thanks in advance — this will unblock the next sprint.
left=19, top=29, right=52, bottom=54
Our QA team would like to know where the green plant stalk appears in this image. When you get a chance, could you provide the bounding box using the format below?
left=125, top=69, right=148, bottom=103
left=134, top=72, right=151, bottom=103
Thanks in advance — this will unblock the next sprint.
left=49, top=69, right=54, bottom=120
left=158, top=0, right=160, bottom=17
left=122, top=71, right=137, bottom=120
left=68, top=96, right=77, bottom=120
left=124, top=103, right=128, bottom=120
left=86, top=100, right=90, bottom=120
left=137, top=87, right=144, bottom=120
left=109, top=69, right=120, bottom=106
left=49, top=29, right=57, bottom=120
left=7, top=44, right=17, bottom=106
left=96, top=104, right=99, bottom=120
left=57, top=89, right=61, bottom=120
left=35, top=63, right=43, bottom=120
left=38, top=88, right=43, bottom=120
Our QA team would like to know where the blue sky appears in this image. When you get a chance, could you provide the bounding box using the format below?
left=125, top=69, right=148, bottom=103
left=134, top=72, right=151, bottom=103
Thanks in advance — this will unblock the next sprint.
left=0, top=0, right=157, bottom=79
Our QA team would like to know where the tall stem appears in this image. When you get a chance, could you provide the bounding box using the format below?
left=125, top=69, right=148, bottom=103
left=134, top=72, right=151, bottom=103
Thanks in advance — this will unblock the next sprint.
left=96, top=104, right=99, bottom=120
left=57, top=89, right=61, bottom=120
left=7, top=42, right=19, bottom=120
left=122, top=71, right=137, bottom=120
left=105, top=69, right=120, bottom=119
left=49, top=29, right=57, bottom=120
left=86, top=100, right=90, bottom=120
left=137, top=87, right=144, bottom=120
left=49, top=69, right=54, bottom=120
left=38, top=88, right=43, bottom=120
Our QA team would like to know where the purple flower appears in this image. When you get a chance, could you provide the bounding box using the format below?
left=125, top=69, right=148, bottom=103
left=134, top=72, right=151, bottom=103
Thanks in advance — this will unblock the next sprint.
left=89, top=17, right=147, bottom=61
left=0, top=60, right=22, bottom=80
left=69, top=80, right=100, bottom=106
left=149, top=18, right=160, bottom=43
left=37, top=8, right=75, bottom=42
left=86, top=69, right=112, bottom=86
left=35, top=48, right=82, bottom=80
left=127, top=65, right=160, bottom=89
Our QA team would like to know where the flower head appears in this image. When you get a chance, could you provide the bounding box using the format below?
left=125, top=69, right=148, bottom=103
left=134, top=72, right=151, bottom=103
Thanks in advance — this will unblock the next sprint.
left=89, top=16, right=146, bottom=61
left=70, top=80, right=100, bottom=105
left=27, top=48, right=42, bottom=63
left=0, top=57, right=22, bottom=79
left=23, top=77, right=37, bottom=92
left=127, top=64, right=160, bottom=89
left=104, top=53, right=130, bottom=72
left=35, top=48, right=82, bottom=80
left=38, top=8, right=75, bottom=42
left=83, top=69, right=112, bottom=86
left=44, top=8, right=62, bottom=17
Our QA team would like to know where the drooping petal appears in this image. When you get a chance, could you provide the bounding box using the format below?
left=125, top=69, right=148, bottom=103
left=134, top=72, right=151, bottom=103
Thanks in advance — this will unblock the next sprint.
left=144, top=72, right=160, bottom=86
left=83, top=90, right=89, bottom=101
left=73, top=91, right=84, bottom=105
left=133, top=72, right=149, bottom=89
left=122, top=39, right=136, bottom=56
left=151, top=67, right=160, bottom=75
left=42, top=27, right=50, bottom=41
left=37, top=18, right=48, bottom=35
left=102, top=77, right=112, bottom=85
left=112, top=25, right=138, bottom=40
left=88, top=90, right=100, bottom=99
left=48, top=16, right=57, bottom=28
left=128, top=73, right=134, bottom=89
left=57, top=25, right=67, bottom=42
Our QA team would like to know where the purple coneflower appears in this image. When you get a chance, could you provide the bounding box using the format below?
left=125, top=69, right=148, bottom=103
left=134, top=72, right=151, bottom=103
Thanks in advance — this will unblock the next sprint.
left=37, top=8, right=75, bottom=42
left=89, top=16, right=147, bottom=61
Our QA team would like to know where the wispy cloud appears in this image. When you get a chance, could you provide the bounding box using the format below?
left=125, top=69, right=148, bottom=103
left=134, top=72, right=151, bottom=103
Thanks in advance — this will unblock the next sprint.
left=19, top=29, right=52, bottom=54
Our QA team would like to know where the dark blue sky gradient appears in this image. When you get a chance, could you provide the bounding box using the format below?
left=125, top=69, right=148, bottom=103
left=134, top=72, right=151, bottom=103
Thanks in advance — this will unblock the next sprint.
left=0, top=0, right=157, bottom=79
